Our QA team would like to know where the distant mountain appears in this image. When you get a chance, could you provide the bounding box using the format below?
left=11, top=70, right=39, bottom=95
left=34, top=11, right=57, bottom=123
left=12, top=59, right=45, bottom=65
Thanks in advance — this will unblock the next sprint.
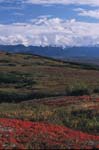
left=0, top=45, right=99, bottom=64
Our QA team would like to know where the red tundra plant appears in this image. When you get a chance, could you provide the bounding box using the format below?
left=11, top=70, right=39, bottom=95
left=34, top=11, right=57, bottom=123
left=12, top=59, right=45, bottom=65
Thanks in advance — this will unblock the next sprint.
left=32, top=95, right=98, bottom=107
left=0, top=118, right=99, bottom=149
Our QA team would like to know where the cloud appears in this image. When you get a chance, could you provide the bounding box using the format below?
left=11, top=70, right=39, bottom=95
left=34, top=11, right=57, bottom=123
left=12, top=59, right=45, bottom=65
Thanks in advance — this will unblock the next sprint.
left=75, top=8, right=99, bottom=19
left=0, top=0, right=99, bottom=8
left=0, top=0, right=23, bottom=10
left=25, top=0, right=99, bottom=6
left=0, top=17, right=99, bottom=46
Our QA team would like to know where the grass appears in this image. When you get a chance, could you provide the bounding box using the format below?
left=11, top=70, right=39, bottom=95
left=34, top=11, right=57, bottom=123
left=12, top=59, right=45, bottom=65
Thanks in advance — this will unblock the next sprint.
left=0, top=96, right=98, bottom=135
left=0, top=52, right=99, bottom=149
left=0, top=52, right=99, bottom=102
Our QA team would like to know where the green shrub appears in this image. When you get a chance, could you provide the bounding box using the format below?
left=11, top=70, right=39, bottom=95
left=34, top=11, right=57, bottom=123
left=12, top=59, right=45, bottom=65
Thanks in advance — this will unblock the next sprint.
left=93, top=88, right=99, bottom=93
left=65, top=82, right=91, bottom=96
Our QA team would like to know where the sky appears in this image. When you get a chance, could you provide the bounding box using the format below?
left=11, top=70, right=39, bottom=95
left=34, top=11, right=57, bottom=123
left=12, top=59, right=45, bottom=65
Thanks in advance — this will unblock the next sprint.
left=0, top=0, right=99, bottom=47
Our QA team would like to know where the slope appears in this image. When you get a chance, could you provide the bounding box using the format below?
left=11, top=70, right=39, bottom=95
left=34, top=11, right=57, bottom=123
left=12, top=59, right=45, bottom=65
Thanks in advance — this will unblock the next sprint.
left=0, top=51, right=99, bottom=102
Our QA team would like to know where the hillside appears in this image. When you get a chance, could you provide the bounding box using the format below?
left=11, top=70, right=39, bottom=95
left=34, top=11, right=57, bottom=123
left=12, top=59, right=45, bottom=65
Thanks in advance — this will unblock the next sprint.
left=1, top=45, right=99, bottom=67
left=1, top=51, right=99, bottom=102
left=0, top=52, right=99, bottom=149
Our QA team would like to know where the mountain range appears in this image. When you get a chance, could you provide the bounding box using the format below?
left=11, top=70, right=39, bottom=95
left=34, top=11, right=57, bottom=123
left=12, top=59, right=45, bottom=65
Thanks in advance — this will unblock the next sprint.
left=0, top=45, right=99, bottom=65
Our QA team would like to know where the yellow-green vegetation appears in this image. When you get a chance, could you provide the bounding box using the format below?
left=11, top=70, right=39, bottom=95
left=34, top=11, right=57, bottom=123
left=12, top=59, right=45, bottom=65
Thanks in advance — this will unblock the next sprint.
left=0, top=52, right=99, bottom=136
left=0, top=98, right=98, bottom=135
left=1, top=52, right=99, bottom=102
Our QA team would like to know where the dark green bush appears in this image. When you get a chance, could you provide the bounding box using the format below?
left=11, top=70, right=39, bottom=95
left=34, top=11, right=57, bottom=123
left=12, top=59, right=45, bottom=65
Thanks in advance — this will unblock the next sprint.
left=93, top=88, right=99, bottom=93
left=65, top=82, right=91, bottom=96
left=0, top=73, right=36, bottom=86
left=0, top=91, right=64, bottom=103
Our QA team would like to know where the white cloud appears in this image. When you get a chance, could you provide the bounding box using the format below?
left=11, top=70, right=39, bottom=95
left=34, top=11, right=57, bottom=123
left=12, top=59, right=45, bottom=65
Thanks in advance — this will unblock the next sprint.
left=25, top=0, right=99, bottom=6
left=75, top=8, right=99, bottom=19
left=0, top=17, right=99, bottom=46
left=1, top=0, right=99, bottom=7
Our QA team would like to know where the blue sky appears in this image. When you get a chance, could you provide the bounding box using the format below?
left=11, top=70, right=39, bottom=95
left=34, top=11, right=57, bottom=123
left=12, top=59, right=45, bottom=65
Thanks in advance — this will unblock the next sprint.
left=0, top=0, right=99, bottom=46
left=0, top=1, right=99, bottom=24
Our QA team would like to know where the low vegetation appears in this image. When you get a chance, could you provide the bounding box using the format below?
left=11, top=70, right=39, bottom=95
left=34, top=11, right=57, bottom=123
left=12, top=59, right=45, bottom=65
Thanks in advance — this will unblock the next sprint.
left=0, top=96, right=98, bottom=135
left=0, top=52, right=99, bottom=102
left=0, top=52, right=99, bottom=149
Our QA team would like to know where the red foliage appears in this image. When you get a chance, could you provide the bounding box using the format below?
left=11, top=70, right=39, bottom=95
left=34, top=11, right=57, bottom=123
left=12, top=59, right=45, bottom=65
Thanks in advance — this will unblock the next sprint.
left=32, top=96, right=98, bottom=107
left=0, top=118, right=99, bottom=149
